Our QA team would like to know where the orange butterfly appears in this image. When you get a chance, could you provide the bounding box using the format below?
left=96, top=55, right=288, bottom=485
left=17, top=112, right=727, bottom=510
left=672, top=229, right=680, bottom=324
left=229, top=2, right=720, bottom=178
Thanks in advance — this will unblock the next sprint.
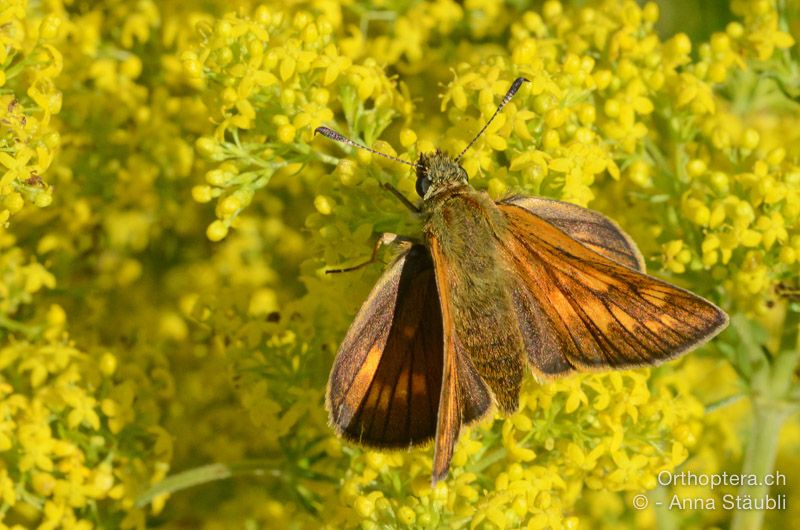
left=316, top=77, right=728, bottom=485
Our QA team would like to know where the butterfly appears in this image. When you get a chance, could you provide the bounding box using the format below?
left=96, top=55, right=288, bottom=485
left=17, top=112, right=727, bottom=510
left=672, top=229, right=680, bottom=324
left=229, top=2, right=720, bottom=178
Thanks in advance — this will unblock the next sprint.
left=315, top=77, right=728, bottom=485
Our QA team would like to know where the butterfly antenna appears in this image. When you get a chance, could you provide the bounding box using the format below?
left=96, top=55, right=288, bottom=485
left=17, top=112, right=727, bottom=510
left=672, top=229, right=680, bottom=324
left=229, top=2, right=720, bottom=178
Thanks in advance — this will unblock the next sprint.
left=454, top=77, right=529, bottom=163
left=315, top=127, right=422, bottom=169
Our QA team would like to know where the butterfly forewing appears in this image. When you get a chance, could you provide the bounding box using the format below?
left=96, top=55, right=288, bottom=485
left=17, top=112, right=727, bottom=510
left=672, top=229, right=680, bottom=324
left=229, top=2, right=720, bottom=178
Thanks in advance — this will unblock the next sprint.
left=501, top=196, right=646, bottom=271
left=497, top=203, right=728, bottom=372
left=326, top=245, right=444, bottom=447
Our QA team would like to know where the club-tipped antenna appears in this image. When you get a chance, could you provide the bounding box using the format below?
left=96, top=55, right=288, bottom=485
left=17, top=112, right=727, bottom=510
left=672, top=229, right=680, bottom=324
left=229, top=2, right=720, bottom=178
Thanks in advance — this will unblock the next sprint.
left=454, top=77, right=529, bottom=163
left=315, top=127, right=422, bottom=169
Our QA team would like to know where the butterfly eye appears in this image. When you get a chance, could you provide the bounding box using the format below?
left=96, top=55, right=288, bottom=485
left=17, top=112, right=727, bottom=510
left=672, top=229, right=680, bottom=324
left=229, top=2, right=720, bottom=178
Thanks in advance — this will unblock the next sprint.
left=416, top=175, right=430, bottom=197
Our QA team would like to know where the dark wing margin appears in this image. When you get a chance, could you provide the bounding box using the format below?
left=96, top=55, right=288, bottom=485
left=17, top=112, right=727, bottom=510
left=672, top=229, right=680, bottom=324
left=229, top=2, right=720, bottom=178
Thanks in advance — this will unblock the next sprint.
left=501, top=196, right=646, bottom=271
left=326, top=245, right=444, bottom=448
left=497, top=203, right=728, bottom=376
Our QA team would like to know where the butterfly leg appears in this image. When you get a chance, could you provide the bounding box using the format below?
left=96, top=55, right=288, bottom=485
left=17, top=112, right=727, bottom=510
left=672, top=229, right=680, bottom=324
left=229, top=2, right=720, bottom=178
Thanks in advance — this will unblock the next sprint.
left=326, top=233, right=415, bottom=274
left=381, top=182, right=420, bottom=213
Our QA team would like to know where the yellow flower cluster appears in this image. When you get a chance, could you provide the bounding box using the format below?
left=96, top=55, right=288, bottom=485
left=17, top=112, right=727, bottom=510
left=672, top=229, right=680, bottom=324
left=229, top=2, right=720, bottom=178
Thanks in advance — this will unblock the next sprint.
left=0, top=256, right=171, bottom=529
left=328, top=371, right=702, bottom=529
left=0, top=0, right=797, bottom=529
left=0, top=1, right=61, bottom=224
left=186, top=7, right=411, bottom=242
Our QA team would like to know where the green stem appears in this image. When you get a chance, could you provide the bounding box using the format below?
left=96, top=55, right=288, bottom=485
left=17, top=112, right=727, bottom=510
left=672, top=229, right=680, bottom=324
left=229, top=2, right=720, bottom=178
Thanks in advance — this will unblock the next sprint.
left=729, top=402, right=790, bottom=530
left=704, top=393, right=745, bottom=413
left=135, top=460, right=281, bottom=508
left=731, top=310, right=800, bottom=530
left=0, top=315, right=42, bottom=338
left=317, top=151, right=341, bottom=165
left=2, top=53, right=31, bottom=81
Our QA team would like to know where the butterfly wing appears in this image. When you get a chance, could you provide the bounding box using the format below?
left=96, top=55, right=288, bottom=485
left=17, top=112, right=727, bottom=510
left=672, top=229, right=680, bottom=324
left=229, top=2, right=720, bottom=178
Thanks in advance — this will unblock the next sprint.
left=327, top=243, right=491, bottom=452
left=326, top=245, right=444, bottom=447
left=501, top=196, right=645, bottom=271
left=496, top=201, right=728, bottom=376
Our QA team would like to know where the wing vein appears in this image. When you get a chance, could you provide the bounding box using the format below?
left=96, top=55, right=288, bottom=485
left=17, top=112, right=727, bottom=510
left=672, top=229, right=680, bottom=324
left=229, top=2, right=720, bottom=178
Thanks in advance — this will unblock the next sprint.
left=545, top=265, right=624, bottom=365
left=510, top=236, right=596, bottom=362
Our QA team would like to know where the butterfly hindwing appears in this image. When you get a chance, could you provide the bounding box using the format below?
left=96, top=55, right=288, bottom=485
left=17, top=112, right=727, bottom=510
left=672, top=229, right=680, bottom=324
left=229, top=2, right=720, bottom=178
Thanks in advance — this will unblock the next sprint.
left=326, top=245, right=444, bottom=447
left=496, top=202, right=728, bottom=374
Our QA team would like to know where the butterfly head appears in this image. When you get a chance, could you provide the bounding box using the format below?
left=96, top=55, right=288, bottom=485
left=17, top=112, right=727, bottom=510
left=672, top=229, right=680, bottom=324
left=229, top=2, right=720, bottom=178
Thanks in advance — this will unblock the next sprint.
left=315, top=77, right=529, bottom=204
left=415, top=150, right=468, bottom=198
